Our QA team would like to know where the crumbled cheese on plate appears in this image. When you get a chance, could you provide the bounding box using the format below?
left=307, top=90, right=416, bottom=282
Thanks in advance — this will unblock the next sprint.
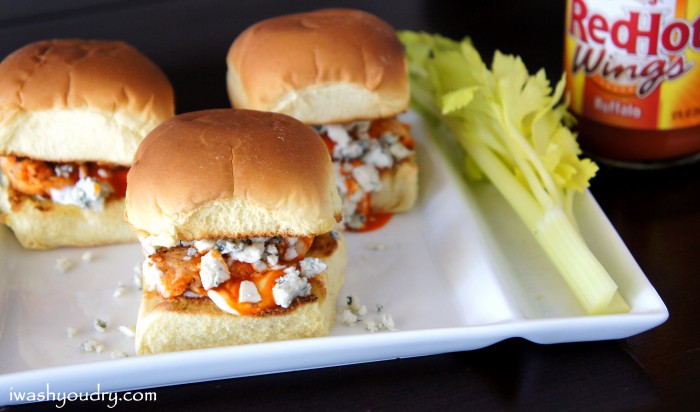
left=54, top=257, right=74, bottom=273
left=81, top=251, right=95, bottom=262
left=93, top=318, right=107, bottom=333
left=113, top=281, right=127, bottom=298
left=118, top=325, right=136, bottom=339
left=339, top=294, right=397, bottom=332
left=80, top=339, right=104, bottom=354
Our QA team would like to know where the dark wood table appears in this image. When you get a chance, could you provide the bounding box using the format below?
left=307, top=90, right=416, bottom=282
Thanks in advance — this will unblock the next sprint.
left=2, top=1, right=698, bottom=410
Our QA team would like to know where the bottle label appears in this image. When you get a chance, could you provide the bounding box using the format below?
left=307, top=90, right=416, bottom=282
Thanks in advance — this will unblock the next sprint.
left=564, top=0, right=700, bottom=130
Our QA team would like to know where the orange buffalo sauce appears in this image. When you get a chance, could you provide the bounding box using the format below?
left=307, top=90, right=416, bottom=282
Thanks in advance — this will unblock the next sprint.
left=212, top=264, right=284, bottom=315
left=105, top=167, right=129, bottom=197
left=329, top=156, right=393, bottom=232
left=564, top=0, right=700, bottom=167
left=319, top=117, right=415, bottom=231
left=148, top=235, right=324, bottom=316
left=0, top=156, right=129, bottom=197
left=368, top=118, right=416, bottom=150
left=357, top=212, right=393, bottom=232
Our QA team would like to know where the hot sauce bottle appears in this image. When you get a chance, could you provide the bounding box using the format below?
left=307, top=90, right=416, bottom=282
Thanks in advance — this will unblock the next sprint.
left=564, top=0, right=700, bottom=168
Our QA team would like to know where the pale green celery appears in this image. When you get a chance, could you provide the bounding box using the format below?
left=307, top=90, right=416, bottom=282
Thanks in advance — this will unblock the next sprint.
left=451, top=116, right=622, bottom=314
left=534, top=206, right=619, bottom=313
left=400, top=31, right=630, bottom=314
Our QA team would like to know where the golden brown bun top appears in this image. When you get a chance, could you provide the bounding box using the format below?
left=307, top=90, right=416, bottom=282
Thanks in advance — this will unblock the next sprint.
left=125, top=109, right=342, bottom=248
left=0, top=39, right=174, bottom=118
left=227, top=9, right=408, bottom=124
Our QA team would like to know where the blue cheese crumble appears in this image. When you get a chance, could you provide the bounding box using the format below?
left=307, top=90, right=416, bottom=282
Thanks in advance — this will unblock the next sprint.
left=142, top=259, right=164, bottom=293
left=340, top=294, right=397, bottom=332
left=80, top=339, right=104, bottom=354
left=146, top=235, right=331, bottom=314
left=317, top=120, right=414, bottom=230
left=93, top=318, right=107, bottom=333
left=54, top=257, right=74, bottom=273
left=199, top=250, right=230, bottom=290
left=272, top=268, right=311, bottom=308
left=50, top=177, right=113, bottom=211
left=239, top=280, right=262, bottom=304
left=118, top=325, right=136, bottom=338
left=299, top=257, right=327, bottom=277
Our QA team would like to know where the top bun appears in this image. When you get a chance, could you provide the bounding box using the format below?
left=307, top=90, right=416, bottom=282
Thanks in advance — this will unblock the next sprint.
left=227, top=9, right=408, bottom=125
left=0, top=39, right=175, bottom=165
left=125, top=109, right=342, bottom=250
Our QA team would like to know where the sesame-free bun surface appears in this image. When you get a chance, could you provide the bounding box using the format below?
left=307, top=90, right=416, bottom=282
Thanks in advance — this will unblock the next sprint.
left=125, top=109, right=342, bottom=249
left=0, top=183, right=135, bottom=249
left=227, top=9, right=408, bottom=124
left=0, top=39, right=174, bottom=165
left=135, top=234, right=346, bottom=354
left=372, top=159, right=418, bottom=214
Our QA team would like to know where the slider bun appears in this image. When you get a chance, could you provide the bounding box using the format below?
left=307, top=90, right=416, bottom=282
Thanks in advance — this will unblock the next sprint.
left=227, top=9, right=409, bottom=124
left=372, top=158, right=419, bottom=213
left=0, top=39, right=174, bottom=165
left=125, top=109, right=342, bottom=249
left=0, top=183, right=135, bottom=249
left=135, top=233, right=347, bottom=354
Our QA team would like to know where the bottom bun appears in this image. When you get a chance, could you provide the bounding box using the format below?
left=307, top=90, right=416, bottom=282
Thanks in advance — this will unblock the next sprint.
left=135, top=234, right=347, bottom=354
left=371, top=158, right=419, bottom=214
left=0, top=184, right=136, bottom=249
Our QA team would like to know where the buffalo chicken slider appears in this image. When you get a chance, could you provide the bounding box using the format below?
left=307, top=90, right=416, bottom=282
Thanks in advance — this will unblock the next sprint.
left=125, top=109, right=347, bottom=354
left=227, top=9, right=418, bottom=231
left=0, top=39, right=174, bottom=248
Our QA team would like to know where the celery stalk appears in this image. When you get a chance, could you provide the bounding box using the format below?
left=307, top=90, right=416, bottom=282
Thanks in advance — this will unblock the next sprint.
left=534, top=206, right=618, bottom=313
left=399, top=31, right=629, bottom=314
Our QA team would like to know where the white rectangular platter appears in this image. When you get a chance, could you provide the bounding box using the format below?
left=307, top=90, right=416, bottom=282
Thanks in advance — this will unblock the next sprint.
left=0, top=112, right=668, bottom=405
